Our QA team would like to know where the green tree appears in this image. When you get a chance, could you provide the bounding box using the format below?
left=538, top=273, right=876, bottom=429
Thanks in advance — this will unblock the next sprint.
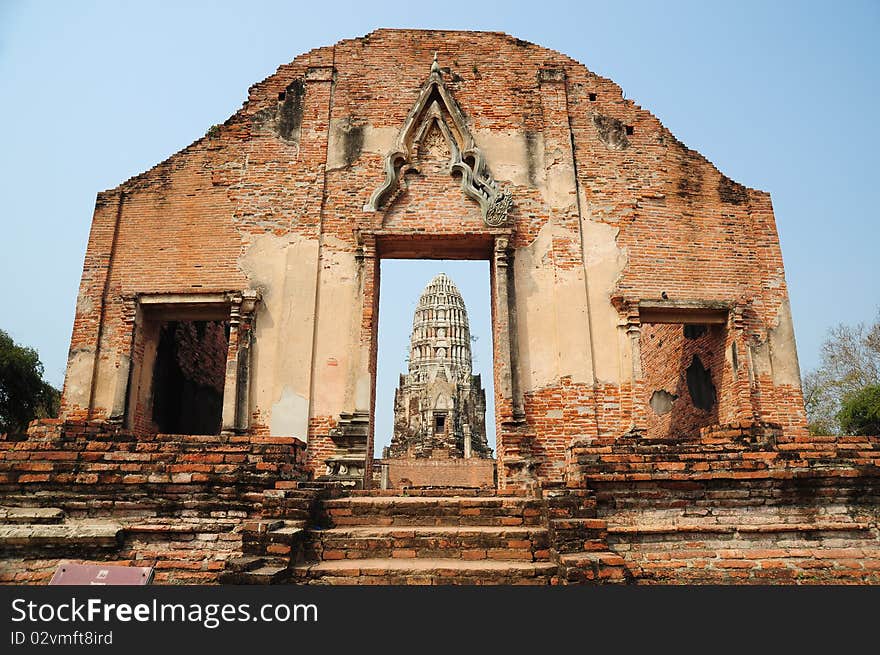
left=837, top=384, right=880, bottom=436
left=0, top=330, right=60, bottom=435
left=803, top=311, right=880, bottom=435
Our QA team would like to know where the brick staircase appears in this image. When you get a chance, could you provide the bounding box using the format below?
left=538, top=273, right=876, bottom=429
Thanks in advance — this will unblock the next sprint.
left=293, top=493, right=556, bottom=584
left=543, top=490, right=631, bottom=584
left=218, top=482, right=320, bottom=584
left=221, top=484, right=632, bottom=585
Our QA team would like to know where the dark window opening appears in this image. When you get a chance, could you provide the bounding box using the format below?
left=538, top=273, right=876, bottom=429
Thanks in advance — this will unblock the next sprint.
left=152, top=320, right=229, bottom=435
left=434, top=414, right=446, bottom=433
left=686, top=354, right=716, bottom=411
left=278, top=91, right=286, bottom=101
left=588, top=92, right=597, bottom=101
left=683, top=324, right=708, bottom=339
left=625, top=125, right=634, bottom=136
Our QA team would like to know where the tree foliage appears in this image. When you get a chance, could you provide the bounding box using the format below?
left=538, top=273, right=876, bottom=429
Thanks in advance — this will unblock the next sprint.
left=837, top=384, right=880, bottom=436
left=803, top=311, right=880, bottom=435
left=0, top=329, right=60, bottom=435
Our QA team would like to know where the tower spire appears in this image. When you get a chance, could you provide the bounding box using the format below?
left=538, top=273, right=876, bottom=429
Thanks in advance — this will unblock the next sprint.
left=387, top=273, right=491, bottom=460
left=408, top=272, right=472, bottom=378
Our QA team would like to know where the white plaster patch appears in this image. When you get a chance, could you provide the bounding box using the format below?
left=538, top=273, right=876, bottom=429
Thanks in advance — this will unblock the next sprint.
left=239, top=233, right=320, bottom=432
left=271, top=386, right=310, bottom=439
left=751, top=341, right=773, bottom=378
left=514, top=222, right=560, bottom=392
left=91, top=344, right=120, bottom=419
left=360, top=124, right=399, bottom=155
left=539, top=141, right=576, bottom=210
left=62, top=348, right=95, bottom=412
left=581, top=217, right=627, bottom=384
left=311, top=235, right=359, bottom=416
left=769, top=298, right=802, bottom=387
left=472, top=129, right=538, bottom=188
left=75, top=289, right=94, bottom=317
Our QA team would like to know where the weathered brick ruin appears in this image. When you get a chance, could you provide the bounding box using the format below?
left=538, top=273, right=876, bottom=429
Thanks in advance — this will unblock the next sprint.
left=2, top=30, right=877, bottom=584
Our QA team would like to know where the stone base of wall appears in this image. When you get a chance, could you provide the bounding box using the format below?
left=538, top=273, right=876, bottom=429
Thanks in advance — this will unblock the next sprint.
left=380, top=458, right=496, bottom=489
left=564, top=431, right=880, bottom=583
left=0, top=419, right=308, bottom=584
left=4, top=420, right=879, bottom=584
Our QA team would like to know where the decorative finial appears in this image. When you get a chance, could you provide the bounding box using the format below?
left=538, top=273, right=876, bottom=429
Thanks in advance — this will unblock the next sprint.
left=431, top=52, right=440, bottom=74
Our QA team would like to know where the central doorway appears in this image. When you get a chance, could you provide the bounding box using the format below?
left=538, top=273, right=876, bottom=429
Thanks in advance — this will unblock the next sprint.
left=374, top=258, right=496, bottom=488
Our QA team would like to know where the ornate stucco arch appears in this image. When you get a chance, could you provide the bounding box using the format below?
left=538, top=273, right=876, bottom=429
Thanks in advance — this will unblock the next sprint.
left=365, top=54, right=512, bottom=227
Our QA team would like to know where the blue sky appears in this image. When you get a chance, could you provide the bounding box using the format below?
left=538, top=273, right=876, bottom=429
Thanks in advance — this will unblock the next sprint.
left=1, top=1, right=877, bottom=446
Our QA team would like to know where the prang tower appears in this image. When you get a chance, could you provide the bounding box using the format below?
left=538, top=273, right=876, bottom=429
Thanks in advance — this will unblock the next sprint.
left=386, top=273, right=492, bottom=460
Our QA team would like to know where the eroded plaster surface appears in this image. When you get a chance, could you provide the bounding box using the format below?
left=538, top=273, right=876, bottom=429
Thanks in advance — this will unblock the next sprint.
left=239, top=233, right=319, bottom=438
left=473, top=129, right=542, bottom=189
left=580, top=217, right=627, bottom=385
left=769, top=298, right=802, bottom=388
left=63, top=349, right=95, bottom=410
left=310, top=236, right=360, bottom=416
left=514, top=221, right=613, bottom=391
left=327, top=121, right=397, bottom=170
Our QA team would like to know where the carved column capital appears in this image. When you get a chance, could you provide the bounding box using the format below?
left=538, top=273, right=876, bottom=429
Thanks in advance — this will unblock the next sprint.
left=121, top=295, right=138, bottom=325
left=241, top=289, right=261, bottom=316
left=228, top=295, right=243, bottom=327
left=356, top=232, right=377, bottom=261
left=493, top=235, right=511, bottom=268
left=730, top=302, right=746, bottom=332
left=226, top=289, right=261, bottom=327
left=624, top=301, right=641, bottom=335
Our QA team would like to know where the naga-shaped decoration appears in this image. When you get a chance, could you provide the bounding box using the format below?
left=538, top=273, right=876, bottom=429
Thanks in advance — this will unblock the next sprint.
left=365, top=54, right=512, bottom=227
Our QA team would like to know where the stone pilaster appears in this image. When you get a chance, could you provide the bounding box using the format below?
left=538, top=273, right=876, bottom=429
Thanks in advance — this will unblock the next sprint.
left=222, top=290, right=260, bottom=435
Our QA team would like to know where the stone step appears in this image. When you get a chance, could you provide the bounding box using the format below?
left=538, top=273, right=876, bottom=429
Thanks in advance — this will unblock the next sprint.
left=241, top=521, right=306, bottom=557
left=321, top=496, right=544, bottom=527
left=627, top=547, right=880, bottom=584
left=241, top=519, right=285, bottom=533
left=260, top=492, right=312, bottom=520
left=558, top=551, right=630, bottom=584
left=272, top=483, right=321, bottom=497
left=348, top=488, right=522, bottom=497
left=291, top=558, right=558, bottom=585
left=220, top=561, right=290, bottom=585
left=0, top=521, right=121, bottom=550
left=551, top=517, right=610, bottom=554
left=307, top=525, right=550, bottom=561
left=0, top=492, right=259, bottom=518
left=225, top=555, right=267, bottom=573
left=323, top=496, right=535, bottom=507
left=295, top=481, right=348, bottom=491
left=0, top=507, right=65, bottom=524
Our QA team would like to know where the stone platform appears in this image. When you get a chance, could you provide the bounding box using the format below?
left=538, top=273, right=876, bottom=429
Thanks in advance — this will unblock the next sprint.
left=2, top=420, right=879, bottom=585
left=380, top=457, right=496, bottom=490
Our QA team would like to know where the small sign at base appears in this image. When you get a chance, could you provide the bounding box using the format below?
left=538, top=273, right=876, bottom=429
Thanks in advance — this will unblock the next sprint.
left=49, top=563, right=154, bottom=585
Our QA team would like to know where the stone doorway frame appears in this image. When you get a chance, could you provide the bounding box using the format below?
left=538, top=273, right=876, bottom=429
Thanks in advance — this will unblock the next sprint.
left=355, top=228, right=522, bottom=489
left=616, top=298, right=753, bottom=436
left=118, top=290, right=260, bottom=436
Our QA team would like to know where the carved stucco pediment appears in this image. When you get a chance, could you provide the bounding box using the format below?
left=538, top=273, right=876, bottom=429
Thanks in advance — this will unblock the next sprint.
left=365, top=54, right=512, bottom=227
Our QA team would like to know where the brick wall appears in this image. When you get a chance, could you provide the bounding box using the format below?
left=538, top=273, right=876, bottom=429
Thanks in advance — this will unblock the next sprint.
left=640, top=323, right=726, bottom=439
left=0, top=419, right=305, bottom=509
left=58, top=29, right=807, bottom=489
left=566, top=432, right=880, bottom=583
left=0, top=419, right=307, bottom=585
